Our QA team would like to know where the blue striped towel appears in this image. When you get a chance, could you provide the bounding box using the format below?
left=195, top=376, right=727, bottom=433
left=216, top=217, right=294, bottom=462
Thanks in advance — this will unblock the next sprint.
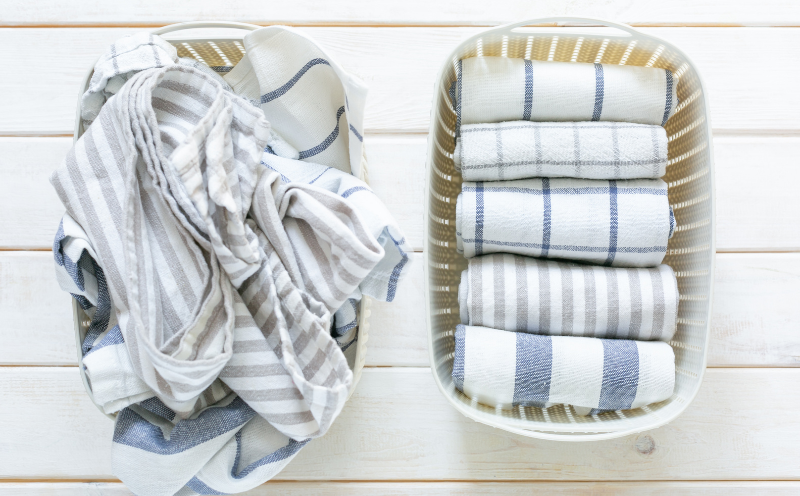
left=456, top=177, right=675, bottom=267
left=455, top=57, right=678, bottom=130
left=453, top=325, right=675, bottom=414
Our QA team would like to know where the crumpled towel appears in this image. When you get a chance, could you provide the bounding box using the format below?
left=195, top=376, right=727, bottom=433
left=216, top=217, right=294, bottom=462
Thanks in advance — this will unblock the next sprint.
left=455, top=121, right=668, bottom=181
left=459, top=254, right=679, bottom=341
left=80, top=32, right=178, bottom=124
left=453, top=325, right=675, bottom=413
left=456, top=57, right=678, bottom=129
left=456, top=178, right=675, bottom=267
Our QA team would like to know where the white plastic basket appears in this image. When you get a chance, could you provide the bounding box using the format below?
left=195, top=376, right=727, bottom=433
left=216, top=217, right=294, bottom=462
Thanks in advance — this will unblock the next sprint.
left=424, top=17, right=716, bottom=441
left=72, top=22, right=371, bottom=418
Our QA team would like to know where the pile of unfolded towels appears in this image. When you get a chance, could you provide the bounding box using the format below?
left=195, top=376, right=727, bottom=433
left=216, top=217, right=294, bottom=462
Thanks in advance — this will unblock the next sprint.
left=452, top=56, right=680, bottom=415
left=51, top=27, right=410, bottom=496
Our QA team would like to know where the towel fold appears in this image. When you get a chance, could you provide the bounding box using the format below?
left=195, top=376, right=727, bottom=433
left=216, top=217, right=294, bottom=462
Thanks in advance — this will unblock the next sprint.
left=459, top=254, right=679, bottom=341
left=456, top=178, right=674, bottom=267
left=452, top=325, right=675, bottom=412
left=455, top=121, right=668, bottom=181
left=456, top=57, right=678, bottom=128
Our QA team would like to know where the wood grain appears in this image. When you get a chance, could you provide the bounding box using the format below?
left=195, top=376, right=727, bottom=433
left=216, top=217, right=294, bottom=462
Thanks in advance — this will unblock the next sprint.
left=0, top=28, right=799, bottom=135
left=2, top=1, right=799, bottom=26
left=1, top=367, right=798, bottom=480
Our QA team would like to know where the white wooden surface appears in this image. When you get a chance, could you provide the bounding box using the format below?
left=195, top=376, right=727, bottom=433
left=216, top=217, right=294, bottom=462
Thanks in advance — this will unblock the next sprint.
left=0, top=2, right=798, bottom=494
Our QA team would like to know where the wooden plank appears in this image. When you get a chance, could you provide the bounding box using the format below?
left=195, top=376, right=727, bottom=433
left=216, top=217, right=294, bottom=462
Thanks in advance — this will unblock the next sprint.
left=2, top=1, right=799, bottom=27
left=0, top=28, right=799, bottom=135
left=0, top=367, right=798, bottom=480
left=3, top=481, right=800, bottom=495
left=2, top=251, right=800, bottom=367
left=3, top=135, right=799, bottom=252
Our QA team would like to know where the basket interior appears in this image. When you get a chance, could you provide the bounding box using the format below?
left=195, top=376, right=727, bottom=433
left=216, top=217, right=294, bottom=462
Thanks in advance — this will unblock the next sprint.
left=426, top=27, right=714, bottom=436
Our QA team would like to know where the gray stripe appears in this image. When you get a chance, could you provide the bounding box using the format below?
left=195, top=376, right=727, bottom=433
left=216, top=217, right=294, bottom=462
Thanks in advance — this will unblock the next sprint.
left=232, top=339, right=272, bottom=354
left=651, top=267, right=665, bottom=340
left=237, top=388, right=304, bottom=401
left=533, top=123, right=542, bottom=176
left=538, top=261, right=550, bottom=332
left=628, top=269, right=642, bottom=339
left=493, top=255, right=505, bottom=328
left=606, top=269, right=619, bottom=338
left=611, top=123, right=620, bottom=179
left=582, top=266, right=596, bottom=336
left=515, top=255, right=528, bottom=332
left=651, top=125, right=661, bottom=177
left=471, top=259, right=482, bottom=326
left=560, top=263, right=573, bottom=335
left=495, top=126, right=504, bottom=180
left=222, top=364, right=287, bottom=377
left=573, top=122, right=581, bottom=177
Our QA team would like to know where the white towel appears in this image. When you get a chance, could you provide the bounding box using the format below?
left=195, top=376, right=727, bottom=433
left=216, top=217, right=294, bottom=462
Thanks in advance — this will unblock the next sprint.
left=456, top=178, right=675, bottom=267
left=455, top=121, right=668, bottom=181
left=459, top=254, right=679, bottom=341
left=453, top=325, right=675, bottom=412
left=456, top=57, right=678, bottom=128
left=80, top=32, right=178, bottom=125
left=225, top=26, right=368, bottom=177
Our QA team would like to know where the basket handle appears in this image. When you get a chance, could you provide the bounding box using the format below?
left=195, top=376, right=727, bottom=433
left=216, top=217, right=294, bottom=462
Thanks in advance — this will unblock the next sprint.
left=151, top=21, right=261, bottom=36
left=480, top=17, right=639, bottom=38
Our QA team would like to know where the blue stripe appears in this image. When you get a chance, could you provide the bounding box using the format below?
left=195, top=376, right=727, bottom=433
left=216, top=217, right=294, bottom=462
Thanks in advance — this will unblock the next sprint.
left=138, top=396, right=176, bottom=422
left=455, top=59, right=463, bottom=137
left=461, top=185, right=666, bottom=196
left=264, top=145, right=277, bottom=155
left=541, top=178, right=551, bottom=258
left=457, top=238, right=667, bottom=254
left=260, top=58, right=331, bottom=103
left=308, top=167, right=333, bottom=185
left=474, top=182, right=485, bottom=255
left=513, top=333, right=552, bottom=406
left=348, top=124, right=363, bottom=142
left=298, top=106, right=346, bottom=160
left=452, top=325, right=466, bottom=391
left=113, top=397, right=254, bottom=454
left=592, top=63, right=604, bottom=121
left=261, top=161, right=291, bottom=183
left=523, top=59, right=533, bottom=121
left=231, top=430, right=308, bottom=479
left=83, top=325, right=124, bottom=357
left=341, top=186, right=370, bottom=198
left=598, top=339, right=640, bottom=410
left=386, top=233, right=409, bottom=302
left=339, top=335, right=358, bottom=352
left=186, top=477, right=228, bottom=495
left=668, top=206, right=675, bottom=238
left=603, top=180, right=618, bottom=266
left=661, top=69, right=674, bottom=126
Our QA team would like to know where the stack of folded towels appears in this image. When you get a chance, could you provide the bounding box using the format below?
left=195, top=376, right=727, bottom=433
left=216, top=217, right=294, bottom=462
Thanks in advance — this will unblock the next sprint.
left=452, top=56, right=680, bottom=415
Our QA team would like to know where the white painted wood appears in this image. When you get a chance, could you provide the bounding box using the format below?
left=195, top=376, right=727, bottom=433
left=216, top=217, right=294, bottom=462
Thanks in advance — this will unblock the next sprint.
left=0, top=28, right=798, bottom=135
left=2, top=252, right=799, bottom=367
left=3, top=481, right=800, bottom=495
left=2, top=1, right=799, bottom=26
left=3, top=136, right=800, bottom=252
left=0, top=367, right=798, bottom=480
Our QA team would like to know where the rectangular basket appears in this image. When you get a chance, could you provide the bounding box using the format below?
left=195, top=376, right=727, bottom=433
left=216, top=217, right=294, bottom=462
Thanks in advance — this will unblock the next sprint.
left=423, top=17, right=715, bottom=440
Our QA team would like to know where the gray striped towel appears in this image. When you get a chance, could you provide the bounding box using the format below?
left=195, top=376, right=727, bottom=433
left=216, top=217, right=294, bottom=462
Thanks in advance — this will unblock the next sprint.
left=455, top=57, right=678, bottom=129
left=455, top=178, right=675, bottom=267
left=454, top=121, right=668, bottom=181
left=50, top=64, right=385, bottom=442
left=81, top=32, right=178, bottom=125
left=459, top=254, right=679, bottom=341
left=453, top=325, right=675, bottom=413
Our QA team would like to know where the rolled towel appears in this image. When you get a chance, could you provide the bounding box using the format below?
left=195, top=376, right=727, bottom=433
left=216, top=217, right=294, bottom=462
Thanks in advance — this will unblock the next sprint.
left=452, top=325, right=675, bottom=412
left=456, top=57, right=678, bottom=128
left=459, top=254, right=679, bottom=341
left=454, top=121, right=668, bottom=181
left=455, top=178, right=675, bottom=267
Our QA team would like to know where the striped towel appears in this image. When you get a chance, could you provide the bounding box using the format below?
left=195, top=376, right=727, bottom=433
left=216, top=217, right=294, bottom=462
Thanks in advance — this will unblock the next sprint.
left=455, top=178, right=675, bottom=267
left=456, top=57, right=678, bottom=129
left=453, top=325, right=675, bottom=413
left=459, top=254, right=679, bottom=341
left=455, top=121, right=668, bottom=181
left=50, top=65, right=384, bottom=441
left=226, top=26, right=368, bottom=178
left=81, top=32, right=178, bottom=125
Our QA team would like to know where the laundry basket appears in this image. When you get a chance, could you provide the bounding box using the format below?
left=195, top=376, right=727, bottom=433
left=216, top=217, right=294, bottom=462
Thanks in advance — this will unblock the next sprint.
left=72, top=21, right=372, bottom=418
left=424, top=17, right=715, bottom=441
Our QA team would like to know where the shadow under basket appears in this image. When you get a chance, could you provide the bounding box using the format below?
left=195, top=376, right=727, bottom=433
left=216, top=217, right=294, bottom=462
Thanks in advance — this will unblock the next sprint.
left=72, top=21, right=371, bottom=419
left=423, top=17, right=716, bottom=441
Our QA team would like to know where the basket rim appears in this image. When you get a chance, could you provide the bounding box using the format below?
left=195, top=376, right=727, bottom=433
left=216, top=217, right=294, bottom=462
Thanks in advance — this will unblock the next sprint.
left=71, top=21, right=370, bottom=419
left=422, top=16, right=717, bottom=441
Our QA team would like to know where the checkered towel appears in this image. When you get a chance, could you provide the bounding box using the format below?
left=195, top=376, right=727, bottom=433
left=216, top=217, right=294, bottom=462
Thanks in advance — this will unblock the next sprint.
left=456, top=178, right=675, bottom=267
left=453, top=325, right=675, bottom=413
left=459, top=254, right=679, bottom=341
left=455, top=121, right=668, bottom=181
left=81, top=32, right=178, bottom=125
left=456, top=57, right=678, bottom=129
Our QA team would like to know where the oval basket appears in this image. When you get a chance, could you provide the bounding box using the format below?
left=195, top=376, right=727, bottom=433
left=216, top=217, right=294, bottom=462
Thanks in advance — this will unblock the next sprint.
left=424, top=17, right=716, bottom=441
left=72, top=21, right=371, bottom=419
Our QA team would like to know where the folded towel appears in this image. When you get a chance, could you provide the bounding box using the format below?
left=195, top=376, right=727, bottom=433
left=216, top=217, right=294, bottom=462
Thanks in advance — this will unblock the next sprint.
left=459, top=254, right=679, bottom=341
left=226, top=26, right=368, bottom=177
left=455, top=121, right=668, bottom=181
left=453, top=325, right=675, bottom=412
left=456, top=57, right=678, bottom=129
left=81, top=32, right=178, bottom=125
left=456, top=178, right=675, bottom=267
left=51, top=64, right=385, bottom=442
